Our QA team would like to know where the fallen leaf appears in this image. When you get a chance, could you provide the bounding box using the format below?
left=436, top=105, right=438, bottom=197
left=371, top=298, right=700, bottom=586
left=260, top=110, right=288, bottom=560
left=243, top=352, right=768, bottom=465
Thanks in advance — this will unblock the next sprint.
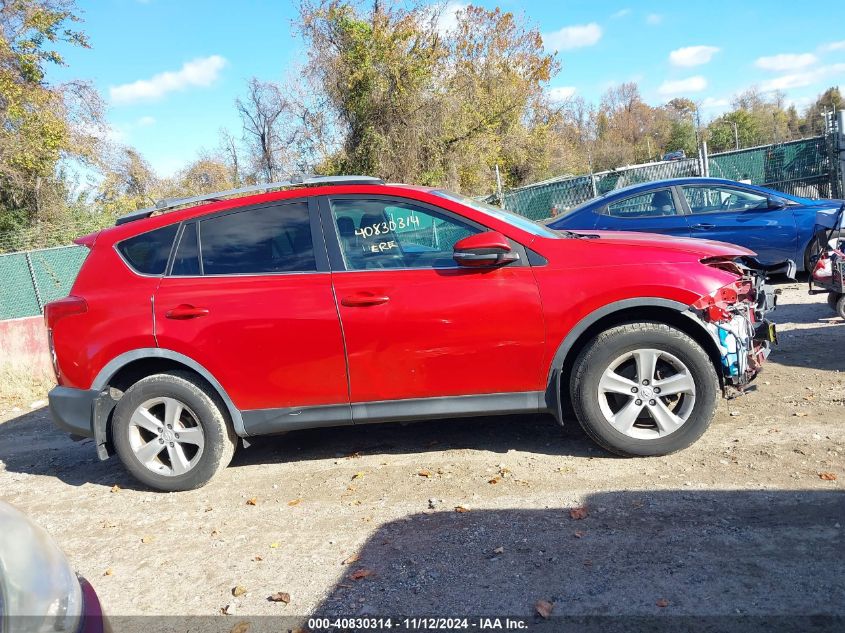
left=569, top=506, right=588, bottom=520
left=455, top=505, right=470, bottom=513
left=269, top=542, right=280, bottom=549
left=350, top=568, right=376, bottom=580
left=287, top=498, right=302, bottom=506
left=268, top=592, right=291, bottom=604
left=583, top=559, right=593, bottom=567
left=252, top=555, right=263, bottom=562
left=204, top=507, right=213, bottom=512
left=488, top=476, right=502, bottom=484
left=418, top=469, right=433, bottom=478
left=103, top=568, right=114, bottom=576
left=347, top=452, right=361, bottom=459
left=232, top=585, right=247, bottom=597
left=246, top=497, right=257, bottom=506
left=342, top=553, right=360, bottom=565
left=820, top=472, right=837, bottom=481
left=110, top=485, right=120, bottom=493
left=352, top=471, right=366, bottom=480
left=793, top=412, right=808, bottom=417
left=211, top=529, right=219, bottom=537
left=230, top=621, right=250, bottom=633
left=141, top=536, right=153, bottom=544
left=492, top=546, right=504, bottom=555
left=574, top=530, right=586, bottom=538
left=656, top=599, right=670, bottom=608
left=535, top=600, right=554, bottom=618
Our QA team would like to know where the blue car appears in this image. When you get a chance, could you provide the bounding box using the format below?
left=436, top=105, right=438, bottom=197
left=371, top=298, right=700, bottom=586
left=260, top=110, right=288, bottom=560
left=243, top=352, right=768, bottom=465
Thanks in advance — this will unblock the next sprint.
left=547, top=177, right=844, bottom=271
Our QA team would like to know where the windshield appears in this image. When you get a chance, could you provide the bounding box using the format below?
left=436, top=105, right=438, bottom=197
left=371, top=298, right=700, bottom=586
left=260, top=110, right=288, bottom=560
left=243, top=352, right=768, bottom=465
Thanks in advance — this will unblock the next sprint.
left=432, top=190, right=561, bottom=238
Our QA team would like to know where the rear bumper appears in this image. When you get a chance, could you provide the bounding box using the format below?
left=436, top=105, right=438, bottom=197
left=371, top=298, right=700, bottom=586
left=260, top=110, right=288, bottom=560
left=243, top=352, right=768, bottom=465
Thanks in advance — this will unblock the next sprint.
left=49, top=386, right=116, bottom=459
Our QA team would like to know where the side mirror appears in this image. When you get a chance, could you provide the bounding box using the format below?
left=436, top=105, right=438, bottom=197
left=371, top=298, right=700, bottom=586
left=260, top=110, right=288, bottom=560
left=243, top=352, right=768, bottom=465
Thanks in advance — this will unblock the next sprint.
left=767, top=197, right=787, bottom=210
left=453, top=231, right=519, bottom=268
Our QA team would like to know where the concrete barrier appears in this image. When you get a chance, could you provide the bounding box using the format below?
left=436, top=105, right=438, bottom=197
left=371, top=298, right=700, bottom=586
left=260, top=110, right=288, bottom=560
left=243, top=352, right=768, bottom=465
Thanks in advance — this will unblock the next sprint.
left=0, top=316, right=52, bottom=375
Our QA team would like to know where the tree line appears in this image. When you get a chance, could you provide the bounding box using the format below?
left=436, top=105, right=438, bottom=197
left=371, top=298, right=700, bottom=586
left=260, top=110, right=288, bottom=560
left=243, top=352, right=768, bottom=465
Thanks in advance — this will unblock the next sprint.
left=0, top=0, right=841, bottom=250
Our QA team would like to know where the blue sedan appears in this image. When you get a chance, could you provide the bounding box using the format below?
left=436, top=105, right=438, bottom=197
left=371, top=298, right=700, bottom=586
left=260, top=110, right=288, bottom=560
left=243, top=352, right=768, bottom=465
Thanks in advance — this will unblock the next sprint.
left=547, top=177, right=843, bottom=271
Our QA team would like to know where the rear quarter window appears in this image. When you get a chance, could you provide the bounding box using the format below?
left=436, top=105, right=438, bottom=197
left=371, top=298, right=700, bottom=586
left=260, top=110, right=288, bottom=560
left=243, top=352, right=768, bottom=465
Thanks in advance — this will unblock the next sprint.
left=116, top=224, right=178, bottom=275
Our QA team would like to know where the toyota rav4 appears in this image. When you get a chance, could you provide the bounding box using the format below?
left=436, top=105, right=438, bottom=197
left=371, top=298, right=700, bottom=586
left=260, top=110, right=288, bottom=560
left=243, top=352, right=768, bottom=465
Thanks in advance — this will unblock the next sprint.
left=46, top=176, right=778, bottom=491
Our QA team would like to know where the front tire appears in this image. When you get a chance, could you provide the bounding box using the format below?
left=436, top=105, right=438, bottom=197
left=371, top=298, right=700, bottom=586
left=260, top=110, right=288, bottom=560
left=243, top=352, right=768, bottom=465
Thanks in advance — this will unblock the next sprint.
left=570, top=322, right=719, bottom=457
left=111, top=371, right=236, bottom=491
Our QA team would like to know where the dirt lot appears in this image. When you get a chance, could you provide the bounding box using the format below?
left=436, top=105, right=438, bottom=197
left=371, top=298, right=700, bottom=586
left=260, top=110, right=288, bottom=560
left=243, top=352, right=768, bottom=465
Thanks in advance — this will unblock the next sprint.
left=0, top=283, right=843, bottom=629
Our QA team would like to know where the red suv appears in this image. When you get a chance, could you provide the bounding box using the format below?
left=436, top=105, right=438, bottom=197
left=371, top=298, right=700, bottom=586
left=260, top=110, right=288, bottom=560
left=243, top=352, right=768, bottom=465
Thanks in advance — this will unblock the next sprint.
left=46, top=176, right=777, bottom=491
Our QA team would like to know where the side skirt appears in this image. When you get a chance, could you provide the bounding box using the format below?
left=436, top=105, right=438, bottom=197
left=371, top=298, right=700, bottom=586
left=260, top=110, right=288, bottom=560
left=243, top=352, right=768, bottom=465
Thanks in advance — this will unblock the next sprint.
left=241, top=392, right=547, bottom=436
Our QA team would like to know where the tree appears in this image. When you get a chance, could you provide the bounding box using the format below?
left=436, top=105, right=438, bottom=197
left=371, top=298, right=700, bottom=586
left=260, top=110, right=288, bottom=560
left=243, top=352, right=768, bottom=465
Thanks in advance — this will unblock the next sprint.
left=0, top=0, right=100, bottom=225
left=235, top=79, right=289, bottom=182
left=294, top=0, right=558, bottom=193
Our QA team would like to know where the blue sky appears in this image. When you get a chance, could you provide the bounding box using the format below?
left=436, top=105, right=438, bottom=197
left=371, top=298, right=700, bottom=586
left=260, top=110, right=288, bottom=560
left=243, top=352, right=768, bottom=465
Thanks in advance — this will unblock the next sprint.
left=48, top=0, right=845, bottom=176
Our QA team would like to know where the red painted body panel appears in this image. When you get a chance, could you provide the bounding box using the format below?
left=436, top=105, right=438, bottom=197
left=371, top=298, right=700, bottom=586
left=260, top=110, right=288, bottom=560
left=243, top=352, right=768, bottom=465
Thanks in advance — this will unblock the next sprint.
left=49, top=244, right=158, bottom=389
left=154, top=274, right=348, bottom=411
left=332, top=267, right=546, bottom=402
left=48, top=183, right=755, bottom=413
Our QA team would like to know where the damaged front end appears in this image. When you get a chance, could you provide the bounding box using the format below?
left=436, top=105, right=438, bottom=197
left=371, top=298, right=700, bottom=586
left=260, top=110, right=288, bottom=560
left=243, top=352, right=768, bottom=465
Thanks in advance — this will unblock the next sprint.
left=691, top=256, right=787, bottom=398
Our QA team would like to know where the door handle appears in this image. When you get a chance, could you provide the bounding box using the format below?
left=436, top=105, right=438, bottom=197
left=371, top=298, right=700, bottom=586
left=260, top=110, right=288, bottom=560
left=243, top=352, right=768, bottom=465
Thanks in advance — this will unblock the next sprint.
left=165, top=304, right=209, bottom=320
left=691, top=223, right=716, bottom=231
left=341, top=294, right=390, bottom=307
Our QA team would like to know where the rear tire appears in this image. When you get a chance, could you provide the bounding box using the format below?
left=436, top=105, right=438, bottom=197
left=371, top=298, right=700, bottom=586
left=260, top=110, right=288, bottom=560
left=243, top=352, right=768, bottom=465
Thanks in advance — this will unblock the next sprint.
left=111, top=371, right=236, bottom=491
left=570, top=322, right=719, bottom=457
left=835, top=294, right=845, bottom=321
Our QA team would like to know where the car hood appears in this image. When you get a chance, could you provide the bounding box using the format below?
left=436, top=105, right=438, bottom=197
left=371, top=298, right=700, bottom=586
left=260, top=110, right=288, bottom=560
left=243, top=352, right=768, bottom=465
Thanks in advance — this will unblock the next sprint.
left=566, top=230, right=755, bottom=259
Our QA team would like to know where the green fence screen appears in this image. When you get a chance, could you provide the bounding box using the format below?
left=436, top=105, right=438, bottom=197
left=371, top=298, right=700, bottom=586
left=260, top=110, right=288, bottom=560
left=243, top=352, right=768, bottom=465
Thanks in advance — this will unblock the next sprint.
left=0, top=246, right=88, bottom=320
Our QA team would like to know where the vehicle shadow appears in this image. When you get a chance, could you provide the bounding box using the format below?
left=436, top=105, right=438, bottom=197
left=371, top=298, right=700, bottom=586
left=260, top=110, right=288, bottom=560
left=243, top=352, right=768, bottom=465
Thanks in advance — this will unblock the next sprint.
left=0, top=408, right=604, bottom=490
left=307, top=489, right=844, bottom=629
left=229, top=413, right=603, bottom=470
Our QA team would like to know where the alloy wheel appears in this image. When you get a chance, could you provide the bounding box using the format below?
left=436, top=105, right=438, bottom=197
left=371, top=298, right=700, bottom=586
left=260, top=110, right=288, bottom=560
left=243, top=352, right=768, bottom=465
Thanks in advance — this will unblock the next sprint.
left=597, top=348, right=696, bottom=439
left=126, top=397, right=205, bottom=476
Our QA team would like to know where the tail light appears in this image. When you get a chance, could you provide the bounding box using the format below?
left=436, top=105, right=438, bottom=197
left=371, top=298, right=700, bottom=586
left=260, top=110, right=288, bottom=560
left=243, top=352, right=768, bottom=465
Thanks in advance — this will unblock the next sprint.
left=44, top=296, right=88, bottom=328
left=44, top=296, right=87, bottom=383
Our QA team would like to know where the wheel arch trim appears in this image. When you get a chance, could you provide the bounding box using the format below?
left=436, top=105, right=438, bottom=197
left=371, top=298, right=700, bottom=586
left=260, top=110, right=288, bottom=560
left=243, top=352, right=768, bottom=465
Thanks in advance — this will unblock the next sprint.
left=92, top=348, right=247, bottom=436
left=545, top=297, right=716, bottom=422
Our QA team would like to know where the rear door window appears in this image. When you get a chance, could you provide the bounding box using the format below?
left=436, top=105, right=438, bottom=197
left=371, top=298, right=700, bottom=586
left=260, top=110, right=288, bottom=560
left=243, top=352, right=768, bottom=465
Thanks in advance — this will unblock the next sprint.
left=117, top=224, right=178, bottom=275
left=199, top=201, right=316, bottom=275
left=606, top=189, right=679, bottom=218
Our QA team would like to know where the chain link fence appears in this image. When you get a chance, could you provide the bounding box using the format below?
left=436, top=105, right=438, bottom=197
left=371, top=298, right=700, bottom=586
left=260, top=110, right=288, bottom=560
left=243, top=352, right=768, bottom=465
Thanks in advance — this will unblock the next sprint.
left=0, top=134, right=841, bottom=321
left=0, top=246, right=88, bottom=320
left=497, top=158, right=702, bottom=221
left=708, top=136, right=840, bottom=199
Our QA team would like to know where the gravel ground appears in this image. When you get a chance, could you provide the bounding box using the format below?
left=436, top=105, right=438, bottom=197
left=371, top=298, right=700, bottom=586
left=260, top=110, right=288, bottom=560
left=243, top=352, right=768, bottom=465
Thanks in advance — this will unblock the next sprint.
left=0, top=282, right=842, bottom=629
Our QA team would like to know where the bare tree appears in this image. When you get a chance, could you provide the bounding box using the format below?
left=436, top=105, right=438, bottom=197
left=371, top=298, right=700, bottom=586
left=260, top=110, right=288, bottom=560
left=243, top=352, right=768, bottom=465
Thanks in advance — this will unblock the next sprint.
left=235, top=79, right=288, bottom=182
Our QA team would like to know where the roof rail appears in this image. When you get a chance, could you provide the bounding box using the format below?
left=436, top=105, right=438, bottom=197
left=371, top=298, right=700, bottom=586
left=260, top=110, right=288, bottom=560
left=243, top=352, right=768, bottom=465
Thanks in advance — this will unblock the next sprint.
left=114, top=175, right=385, bottom=226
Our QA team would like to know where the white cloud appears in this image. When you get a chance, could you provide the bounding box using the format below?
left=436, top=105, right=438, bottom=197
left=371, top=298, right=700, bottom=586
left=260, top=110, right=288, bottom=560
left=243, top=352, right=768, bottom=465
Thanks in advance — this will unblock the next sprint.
left=755, top=53, right=817, bottom=72
left=759, top=63, right=845, bottom=91
left=110, top=55, right=227, bottom=105
left=611, top=8, right=631, bottom=18
left=821, top=41, right=845, bottom=52
left=646, top=14, right=662, bottom=25
left=548, top=86, right=577, bottom=102
left=669, top=45, right=720, bottom=67
left=429, top=1, right=468, bottom=36
left=543, top=23, right=602, bottom=51
left=658, top=75, right=708, bottom=96
left=701, top=96, right=730, bottom=109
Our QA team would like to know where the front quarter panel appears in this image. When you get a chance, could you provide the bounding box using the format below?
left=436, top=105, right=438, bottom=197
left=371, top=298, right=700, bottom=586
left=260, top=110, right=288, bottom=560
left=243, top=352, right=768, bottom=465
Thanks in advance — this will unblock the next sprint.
left=529, top=237, right=739, bottom=378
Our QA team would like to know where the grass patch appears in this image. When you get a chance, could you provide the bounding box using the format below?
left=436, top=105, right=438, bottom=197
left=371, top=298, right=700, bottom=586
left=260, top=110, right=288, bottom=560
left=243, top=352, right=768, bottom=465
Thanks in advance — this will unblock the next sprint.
left=0, top=363, right=55, bottom=414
